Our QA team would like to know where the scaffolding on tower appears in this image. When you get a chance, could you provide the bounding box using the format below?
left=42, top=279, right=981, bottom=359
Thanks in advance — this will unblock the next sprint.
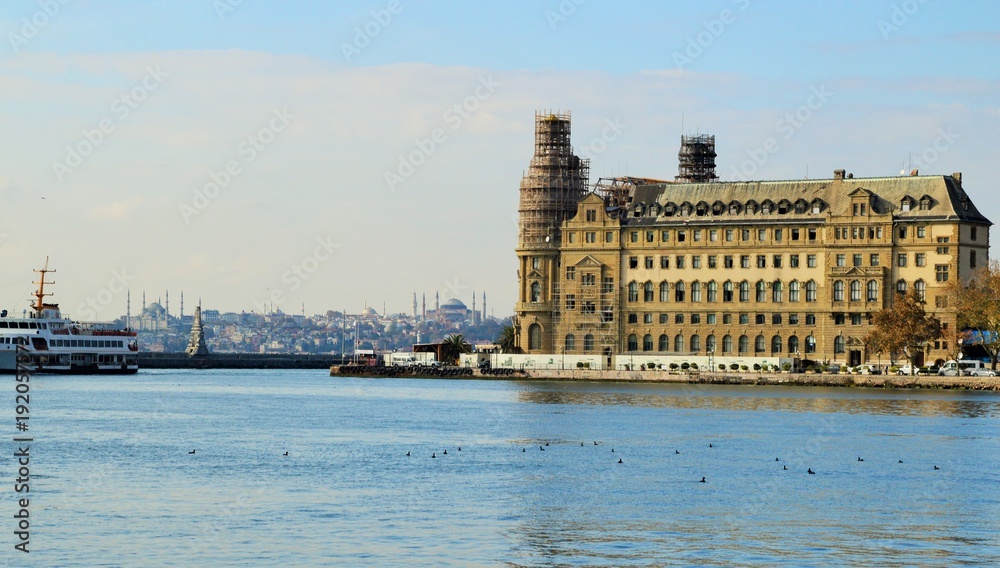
left=675, top=134, right=719, bottom=183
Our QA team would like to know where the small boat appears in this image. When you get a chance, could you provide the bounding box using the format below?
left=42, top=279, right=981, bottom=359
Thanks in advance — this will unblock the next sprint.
left=1, top=259, right=138, bottom=374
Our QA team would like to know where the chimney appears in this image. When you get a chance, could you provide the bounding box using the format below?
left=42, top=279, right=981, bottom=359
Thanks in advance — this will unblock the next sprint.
left=834, top=169, right=845, bottom=180
left=952, top=172, right=962, bottom=186
left=909, top=169, right=919, bottom=176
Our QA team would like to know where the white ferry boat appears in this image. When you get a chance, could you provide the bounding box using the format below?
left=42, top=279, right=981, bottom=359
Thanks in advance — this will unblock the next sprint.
left=0, top=261, right=138, bottom=374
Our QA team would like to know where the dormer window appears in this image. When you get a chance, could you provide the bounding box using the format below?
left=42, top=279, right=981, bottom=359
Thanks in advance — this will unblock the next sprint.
left=919, top=197, right=931, bottom=211
left=901, top=198, right=913, bottom=212
left=812, top=202, right=822, bottom=214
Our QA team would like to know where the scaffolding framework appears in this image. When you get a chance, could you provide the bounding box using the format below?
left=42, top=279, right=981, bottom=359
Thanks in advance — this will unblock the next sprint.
left=593, top=176, right=671, bottom=208
left=518, top=111, right=590, bottom=249
left=675, top=134, right=718, bottom=183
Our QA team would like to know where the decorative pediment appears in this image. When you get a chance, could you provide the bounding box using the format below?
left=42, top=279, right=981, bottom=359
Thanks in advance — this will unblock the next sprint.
left=843, top=267, right=866, bottom=277
left=848, top=187, right=875, bottom=198
left=574, top=255, right=605, bottom=267
left=845, top=336, right=865, bottom=346
left=526, top=268, right=545, bottom=279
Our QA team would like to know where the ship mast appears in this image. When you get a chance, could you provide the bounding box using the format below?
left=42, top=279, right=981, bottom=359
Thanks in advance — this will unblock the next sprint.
left=32, top=257, right=55, bottom=313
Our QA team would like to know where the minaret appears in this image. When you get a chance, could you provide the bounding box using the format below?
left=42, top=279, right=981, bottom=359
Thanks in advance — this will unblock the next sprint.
left=165, top=291, right=169, bottom=327
left=185, top=303, right=209, bottom=357
left=483, top=291, right=487, bottom=323
left=422, top=293, right=426, bottom=320
left=472, top=291, right=477, bottom=325
left=180, top=291, right=184, bottom=320
left=142, top=291, right=146, bottom=311
left=515, top=111, right=589, bottom=353
left=126, top=290, right=131, bottom=330
left=412, top=293, right=417, bottom=319
left=435, top=291, right=439, bottom=311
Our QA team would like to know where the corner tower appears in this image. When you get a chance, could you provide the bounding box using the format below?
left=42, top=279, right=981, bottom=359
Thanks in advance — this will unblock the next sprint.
left=514, top=111, right=590, bottom=353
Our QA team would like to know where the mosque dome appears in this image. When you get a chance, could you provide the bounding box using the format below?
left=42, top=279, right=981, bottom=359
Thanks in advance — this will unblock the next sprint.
left=440, top=298, right=467, bottom=310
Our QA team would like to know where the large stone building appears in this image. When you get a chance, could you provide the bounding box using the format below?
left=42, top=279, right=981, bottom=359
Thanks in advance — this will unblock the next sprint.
left=514, top=112, right=991, bottom=367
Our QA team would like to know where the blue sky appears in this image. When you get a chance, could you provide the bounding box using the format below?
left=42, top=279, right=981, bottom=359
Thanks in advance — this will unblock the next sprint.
left=1, top=1, right=998, bottom=317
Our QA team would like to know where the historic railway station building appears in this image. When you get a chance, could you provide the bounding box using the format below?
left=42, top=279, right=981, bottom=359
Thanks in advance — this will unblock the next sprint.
left=513, top=111, right=991, bottom=367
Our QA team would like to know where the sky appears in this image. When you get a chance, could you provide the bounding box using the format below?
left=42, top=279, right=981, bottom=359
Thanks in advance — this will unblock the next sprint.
left=1, top=0, right=998, bottom=320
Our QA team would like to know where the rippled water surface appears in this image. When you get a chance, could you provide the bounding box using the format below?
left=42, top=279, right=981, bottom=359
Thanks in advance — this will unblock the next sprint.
left=12, top=370, right=1000, bottom=566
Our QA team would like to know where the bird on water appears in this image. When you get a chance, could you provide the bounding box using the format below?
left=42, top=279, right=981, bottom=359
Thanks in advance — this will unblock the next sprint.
left=709, top=443, right=713, bottom=448
left=675, top=450, right=680, bottom=455
left=443, top=450, right=447, bottom=455
left=540, top=446, right=545, bottom=451
left=857, top=457, right=863, bottom=462
left=700, top=477, right=706, bottom=483
left=899, top=460, right=904, bottom=463
left=188, top=450, right=196, bottom=455
left=594, top=441, right=598, bottom=445
left=775, top=457, right=779, bottom=461
left=783, top=465, right=788, bottom=470
left=283, top=451, right=288, bottom=456
left=618, top=458, right=623, bottom=464
left=432, top=453, right=436, bottom=458
left=807, top=468, right=815, bottom=474
left=406, top=452, right=410, bottom=457
left=934, top=465, right=940, bottom=470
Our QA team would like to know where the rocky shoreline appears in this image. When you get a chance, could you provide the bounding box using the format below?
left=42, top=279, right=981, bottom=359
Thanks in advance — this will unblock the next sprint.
left=330, top=366, right=1000, bottom=390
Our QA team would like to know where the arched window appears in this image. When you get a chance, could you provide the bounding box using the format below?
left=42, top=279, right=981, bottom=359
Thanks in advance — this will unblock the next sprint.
left=707, top=281, right=718, bottom=302
left=528, top=324, right=542, bottom=350
left=658, top=334, right=669, bottom=351
left=773, top=281, right=783, bottom=303
left=833, top=280, right=845, bottom=302
left=896, top=279, right=907, bottom=295
left=674, top=334, right=685, bottom=352
left=850, top=280, right=862, bottom=302
left=805, top=334, right=816, bottom=353
left=755, top=334, right=766, bottom=353
left=628, top=281, right=638, bottom=302
left=740, top=281, right=750, bottom=302
left=530, top=282, right=541, bottom=302
left=722, top=334, right=733, bottom=353
left=644, top=281, right=654, bottom=302
left=565, top=334, right=575, bottom=352
left=706, top=334, right=716, bottom=353
left=806, top=280, right=817, bottom=302
left=789, top=280, right=800, bottom=302
left=691, top=281, right=702, bottom=302
left=756, top=280, right=767, bottom=302
left=723, top=281, right=734, bottom=302
left=771, top=335, right=782, bottom=354
left=660, top=281, right=669, bottom=302
left=788, top=335, right=799, bottom=354
left=627, top=334, right=638, bottom=351
left=584, top=334, right=594, bottom=351
left=675, top=281, right=686, bottom=302
left=834, top=335, right=845, bottom=353
left=738, top=335, right=749, bottom=353
left=867, top=280, right=879, bottom=302
left=643, top=334, right=653, bottom=351
left=914, top=279, right=926, bottom=300
left=691, top=334, right=701, bottom=352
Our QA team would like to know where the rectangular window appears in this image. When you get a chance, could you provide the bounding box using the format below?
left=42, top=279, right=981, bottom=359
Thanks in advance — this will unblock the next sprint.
left=725, top=229, right=734, bottom=242
left=853, top=254, right=862, bottom=267
left=915, top=253, right=926, bottom=267
left=692, top=256, right=702, bottom=269
left=582, top=274, right=596, bottom=286
left=676, top=256, right=685, bottom=269
left=917, top=226, right=926, bottom=238
left=691, top=314, right=701, bottom=324
left=741, top=255, right=750, bottom=269
left=693, top=229, right=702, bottom=242
left=645, top=256, right=654, bottom=269
left=935, top=296, right=948, bottom=309
left=836, top=254, right=846, bottom=267
left=897, top=254, right=907, bottom=267
left=937, top=246, right=950, bottom=254
left=566, top=295, right=576, bottom=310
left=790, top=254, right=800, bottom=268
left=707, top=314, right=716, bottom=324
left=755, top=314, right=766, bottom=325
left=708, top=255, right=717, bottom=269
left=791, top=229, right=800, bottom=241
left=629, top=257, right=638, bottom=269
left=646, top=231, right=654, bottom=243
left=585, top=232, right=596, bottom=243
left=566, top=266, right=575, bottom=280
left=742, top=229, right=751, bottom=241
left=936, top=264, right=949, bottom=282
left=773, top=255, right=782, bottom=268
left=628, top=313, right=637, bottom=323
left=709, top=229, right=718, bottom=242
left=852, top=227, right=860, bottom=239
left=789, top=313, right=799, bottom=325
left=606, top=231, right=614, bottom=243
left=724, top=255, right=734, bottom=269
left=972, top=226, right=978, bottom=241
left=630, top=231, right=638, bottom=243
left=568, top=232, right=576, bottom=243
left=899, top=227, right=907, bottom=239
left=661, top=230, right=669, bottom=242
left=877, top=227, right=883, bottom=239
left=971, top=250, right=978, bottom=268
left=772, top=314, right=782, bottom=325
left=675, top=314, right=684, bottom=324
left=775, top=229, right=783, bottom=242
left=644, top=313, right=653, bottom=324
left=723, top=314, right=733, bottom=324
left=758, top=229, right=766, bottom=242
left=602, top=278, right=614, bottom=293
left=808, top=228, right=817, bottom=241
left=870, top=254, right=879, bottom=267
left=586, top=209, right=597, bottom=222
left=532, top=258, right=540, bottom=269
left=660, top=314, right=669, bottom=324
left=677, top=231, right=686, bottom=242
left=660, top=256, right=670, bottom=269
left=807, top=254, right=817, bottom=268
left=806, top=314, right=815, bottom=325
left=851, top=313, right=862, bottom=325
left=582, top=302, right=596, bottom=314
left=757, top=255, right=766, bottom=268
left=740, top=314, right=749, bottom=325
left=835, top=313, right=845, bottom=325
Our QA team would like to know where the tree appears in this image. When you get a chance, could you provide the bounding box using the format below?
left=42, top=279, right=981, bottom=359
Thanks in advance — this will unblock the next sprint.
left=497, top=324, right=518, bottom=353
left=441, top=334, right=472, bottom=364
left=865, top=289, right=942, bottom=375
left=947, top=259, right=1000, bottom=371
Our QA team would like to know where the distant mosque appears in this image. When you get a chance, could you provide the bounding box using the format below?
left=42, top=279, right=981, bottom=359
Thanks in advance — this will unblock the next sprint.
left=414, top=291, right=488, bottom=326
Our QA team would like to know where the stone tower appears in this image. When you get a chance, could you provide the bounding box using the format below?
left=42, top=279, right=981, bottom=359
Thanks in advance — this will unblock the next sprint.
left=514, top=111, right=589, bottom=353
left=185, top=305, right=209, bottom=357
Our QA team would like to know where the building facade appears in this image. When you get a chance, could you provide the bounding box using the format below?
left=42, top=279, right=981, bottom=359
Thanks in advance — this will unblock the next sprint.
left=514, top=113, right=992, bottom=367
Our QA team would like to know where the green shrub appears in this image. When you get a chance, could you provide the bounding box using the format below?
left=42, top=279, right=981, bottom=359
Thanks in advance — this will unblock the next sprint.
left=669, top=363, right=679, bottom=370
left=681, top=362, right=690, bottom=370
left=691, top=363, right=699, bottom=370
left=730, top=363, right=740, bottom=371
left=782, top=363, right=792, bottom=371
left=740, top=365, right=748, bottom=371
left=719, top=364, right=727, bottom=371
left=752, top=363, right=761, bottom=371
left=576, top=361, right=584, bottom=368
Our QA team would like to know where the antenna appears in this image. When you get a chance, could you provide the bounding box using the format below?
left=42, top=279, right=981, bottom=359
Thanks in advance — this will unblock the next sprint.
left=31, top=256, right=55, bottom=312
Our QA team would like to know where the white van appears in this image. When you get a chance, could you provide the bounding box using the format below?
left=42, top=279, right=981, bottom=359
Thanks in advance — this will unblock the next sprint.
left=938, top=359, right=986, bottom=376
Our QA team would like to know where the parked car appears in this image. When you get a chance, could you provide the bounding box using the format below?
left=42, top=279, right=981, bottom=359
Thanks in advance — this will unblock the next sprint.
left=967, top=367, right=997, bottom=377
left=855, top=364, right=880, bottom=375
left=896, top=364, right=918, bottom=376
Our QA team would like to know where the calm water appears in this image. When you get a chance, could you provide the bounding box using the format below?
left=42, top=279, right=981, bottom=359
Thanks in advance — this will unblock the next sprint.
left=9, top=370, right=1000, bottom=567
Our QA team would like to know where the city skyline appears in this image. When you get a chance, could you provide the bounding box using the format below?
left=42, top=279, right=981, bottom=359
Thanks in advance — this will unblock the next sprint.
left=1, top=1, right=998, bottom=318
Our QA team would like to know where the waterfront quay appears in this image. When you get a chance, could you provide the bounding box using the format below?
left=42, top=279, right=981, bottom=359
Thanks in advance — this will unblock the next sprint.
left=331, top=365, right=1000, bottom=390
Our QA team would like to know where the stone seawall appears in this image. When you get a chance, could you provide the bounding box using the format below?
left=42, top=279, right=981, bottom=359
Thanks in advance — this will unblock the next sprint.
left=140, top=352, right=341, bottom=369
left=331, top=366, right=1000, bottom=390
